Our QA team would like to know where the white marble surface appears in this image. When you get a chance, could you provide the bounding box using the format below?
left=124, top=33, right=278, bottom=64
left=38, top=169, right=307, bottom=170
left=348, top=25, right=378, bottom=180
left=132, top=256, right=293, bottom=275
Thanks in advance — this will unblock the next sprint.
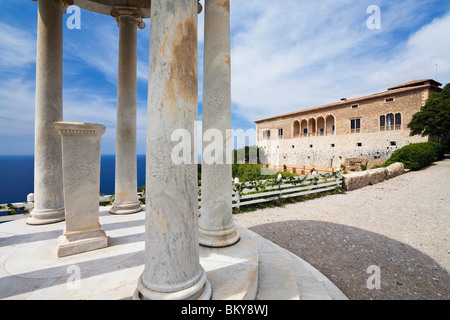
left=0, top=207, right=258, bottom=300
left=110, top=11, right=143, bottom=216
left=135, top=0, right=210, bottom=300
left=199, top=0, right=239, bottom=248
left=55, top=122, right=107, bottom=258
left=0, top=206, right=347, bottom=300
left=28, top=0, right=65, bottom=226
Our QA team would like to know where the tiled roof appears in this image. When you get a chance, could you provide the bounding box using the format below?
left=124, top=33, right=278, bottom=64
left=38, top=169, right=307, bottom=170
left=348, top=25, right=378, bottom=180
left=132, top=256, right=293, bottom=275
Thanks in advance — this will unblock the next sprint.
left=387, top=79, right=442, bottom=90
left=254, top=80, right=442, bottom=123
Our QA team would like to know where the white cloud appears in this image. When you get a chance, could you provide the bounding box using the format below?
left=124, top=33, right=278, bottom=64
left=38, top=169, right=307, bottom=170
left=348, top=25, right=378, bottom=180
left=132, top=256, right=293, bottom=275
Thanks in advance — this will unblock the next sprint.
left=0, top=78, right=35, bottom=135
left=228, top=1, right=450, bottom=123
left=0, top=78, right=120, bottom=137
left=371, top=12, right=450, bottom=85
left=0, top=22, right=36, bottom=68
left=64, top=17, right=150, bottom=84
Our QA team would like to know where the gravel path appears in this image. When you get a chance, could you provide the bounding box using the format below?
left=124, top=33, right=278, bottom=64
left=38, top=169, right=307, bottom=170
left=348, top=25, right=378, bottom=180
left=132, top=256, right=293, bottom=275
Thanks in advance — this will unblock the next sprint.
left=233, top=158, right=450, bottom=300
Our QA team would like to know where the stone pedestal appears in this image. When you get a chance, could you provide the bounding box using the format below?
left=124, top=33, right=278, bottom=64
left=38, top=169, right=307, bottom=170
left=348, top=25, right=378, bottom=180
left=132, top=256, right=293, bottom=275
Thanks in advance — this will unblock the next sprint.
left=198, top=0, right=239, bottom=247
left=55, top=122, right=108, bottom=258
left=27, top=0, right=65, bottom=225
left=133, top=0, right=211, bottom=300
left=109, top=7, right=144, bottom=215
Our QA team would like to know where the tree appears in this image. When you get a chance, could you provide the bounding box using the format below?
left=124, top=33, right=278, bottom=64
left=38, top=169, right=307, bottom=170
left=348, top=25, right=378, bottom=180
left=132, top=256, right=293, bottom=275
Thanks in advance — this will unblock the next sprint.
left=408, top=83, right=450, bottom=151
left=233, top=146, right=267, bottom=164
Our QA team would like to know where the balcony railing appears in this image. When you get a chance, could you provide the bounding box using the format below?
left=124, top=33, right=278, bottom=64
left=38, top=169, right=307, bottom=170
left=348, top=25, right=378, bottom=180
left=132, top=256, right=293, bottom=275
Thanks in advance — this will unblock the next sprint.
left=380, top=125, right=401, bottom=131
left=293, top=130, right=336, bottom=138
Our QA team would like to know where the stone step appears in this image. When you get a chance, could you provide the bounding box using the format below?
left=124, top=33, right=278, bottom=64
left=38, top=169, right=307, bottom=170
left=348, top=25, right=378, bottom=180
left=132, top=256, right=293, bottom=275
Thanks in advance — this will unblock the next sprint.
left=200, top=225, right=259, bottom=300
left=250, top=231, right=300, bottom=300
left=277, top=246, right=347, bottom=300
left=248, top=230, right=347, bottom=300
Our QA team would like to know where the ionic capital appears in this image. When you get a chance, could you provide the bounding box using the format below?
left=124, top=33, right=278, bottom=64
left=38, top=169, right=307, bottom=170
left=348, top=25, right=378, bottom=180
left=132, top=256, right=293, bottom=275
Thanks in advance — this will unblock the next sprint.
left=31, top=0, right=74, bottom=13
left=61, top=0, right=75, bottom=13
left=60, top=0, right=74, bottom=5
left=111, top=7, right=146, bottom=30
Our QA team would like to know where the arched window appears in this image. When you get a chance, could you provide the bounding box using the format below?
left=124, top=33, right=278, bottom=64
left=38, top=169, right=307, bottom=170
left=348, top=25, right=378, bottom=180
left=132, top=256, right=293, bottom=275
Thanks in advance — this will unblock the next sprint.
left=293, top=120, right=300, bottom=137
left=325, top=115, right=335, bottom=135
left=301, top=120, right=308, bottom=137
left=395, top=113, right=402, bottom=130
left=386, top=113, right=394, bottom=131
left=380, top=115, right=386, bottom=131
left=317, top=117, right=325, bottom=136
left=308, top=118, right=316, bottom=136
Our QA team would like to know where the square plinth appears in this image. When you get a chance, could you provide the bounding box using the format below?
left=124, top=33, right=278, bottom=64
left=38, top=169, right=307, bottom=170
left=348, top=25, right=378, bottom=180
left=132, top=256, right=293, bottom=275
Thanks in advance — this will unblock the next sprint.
left=57, top=228, right=108, bottom=258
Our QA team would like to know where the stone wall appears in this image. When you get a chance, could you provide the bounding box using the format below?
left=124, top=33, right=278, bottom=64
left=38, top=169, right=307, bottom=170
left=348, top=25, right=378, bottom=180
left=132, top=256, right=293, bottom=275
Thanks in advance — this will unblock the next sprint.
left=258, top=130, right=428, bottom=170
left=344, top=158, right=388, bottom=171
left=342, top=162, right=405, bottom=191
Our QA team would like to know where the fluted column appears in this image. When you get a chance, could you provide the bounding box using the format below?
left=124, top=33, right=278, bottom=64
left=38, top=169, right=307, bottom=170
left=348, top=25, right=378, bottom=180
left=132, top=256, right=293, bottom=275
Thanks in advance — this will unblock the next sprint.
left=27, top=0, right=69, bottom=225
left=133, top=0, right=211, bottom=300
left=110, top=7, right=145, bottom=215
left=198, top=0, right=240, bottom=247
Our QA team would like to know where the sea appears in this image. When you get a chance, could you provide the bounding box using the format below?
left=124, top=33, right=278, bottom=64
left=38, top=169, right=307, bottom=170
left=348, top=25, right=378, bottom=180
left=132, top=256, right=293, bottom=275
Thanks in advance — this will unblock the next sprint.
left=0, top=155, right=147, bottom=204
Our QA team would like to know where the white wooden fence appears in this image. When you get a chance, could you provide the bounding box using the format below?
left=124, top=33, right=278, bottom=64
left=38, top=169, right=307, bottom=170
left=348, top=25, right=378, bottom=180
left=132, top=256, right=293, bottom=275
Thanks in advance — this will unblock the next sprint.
left=198, top=172, right=342, bottom=210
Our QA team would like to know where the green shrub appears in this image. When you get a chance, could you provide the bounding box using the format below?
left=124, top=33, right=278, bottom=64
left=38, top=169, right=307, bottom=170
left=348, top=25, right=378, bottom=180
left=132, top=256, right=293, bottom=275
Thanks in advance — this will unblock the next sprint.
left=360, top=161, right=369, bottom=171
left=231, top=163, right=293, bottom=183
left=384, top=142, right=443, bottom=170
left=427, top=141, right=445, bottom=161
left=232, top=163, right=264, bottom=182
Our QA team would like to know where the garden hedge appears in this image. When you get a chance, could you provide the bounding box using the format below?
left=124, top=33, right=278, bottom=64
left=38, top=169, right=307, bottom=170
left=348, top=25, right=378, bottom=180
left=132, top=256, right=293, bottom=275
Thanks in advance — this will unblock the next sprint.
left=384, top=142, right=444, bottom=171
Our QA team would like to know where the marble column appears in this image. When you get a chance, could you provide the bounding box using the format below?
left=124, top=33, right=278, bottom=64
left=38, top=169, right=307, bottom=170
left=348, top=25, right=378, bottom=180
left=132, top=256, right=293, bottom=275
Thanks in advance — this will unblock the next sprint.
left=110, top=8, right=145, bottom=215
left=198, top=0, right=240, bottom=247
left=27, top=0, right=67, bottom=225
left=55, top=122, right=108, bottom=258
left=133, top=0, right=211, bottom=300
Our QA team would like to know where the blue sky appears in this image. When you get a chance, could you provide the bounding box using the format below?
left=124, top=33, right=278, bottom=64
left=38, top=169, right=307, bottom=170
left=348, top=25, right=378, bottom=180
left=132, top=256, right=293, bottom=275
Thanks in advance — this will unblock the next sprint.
left=0, top=0, right=449, bottom=155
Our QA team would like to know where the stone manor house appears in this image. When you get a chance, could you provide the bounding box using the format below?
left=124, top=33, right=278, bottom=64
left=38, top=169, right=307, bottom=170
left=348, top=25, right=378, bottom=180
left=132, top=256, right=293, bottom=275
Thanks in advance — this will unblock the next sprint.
left=255, top=79, right=442, bottom=173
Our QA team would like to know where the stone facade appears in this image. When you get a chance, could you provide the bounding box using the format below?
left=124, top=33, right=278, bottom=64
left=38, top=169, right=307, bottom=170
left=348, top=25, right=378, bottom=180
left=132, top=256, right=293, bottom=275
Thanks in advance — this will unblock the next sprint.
left=255, top=80, right=442, bottom=171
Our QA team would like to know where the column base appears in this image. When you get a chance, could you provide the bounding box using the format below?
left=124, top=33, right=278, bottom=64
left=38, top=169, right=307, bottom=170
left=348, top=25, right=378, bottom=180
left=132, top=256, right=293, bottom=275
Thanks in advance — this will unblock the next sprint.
left=109, top=201, right=143, bottom=215
left=198, top=224, right=240, bottom=248
left=27, top=207, right=65, bottom=226
left=133, top=270, right=212, bottom=300
left=57, top=227, right=108, bottom=258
